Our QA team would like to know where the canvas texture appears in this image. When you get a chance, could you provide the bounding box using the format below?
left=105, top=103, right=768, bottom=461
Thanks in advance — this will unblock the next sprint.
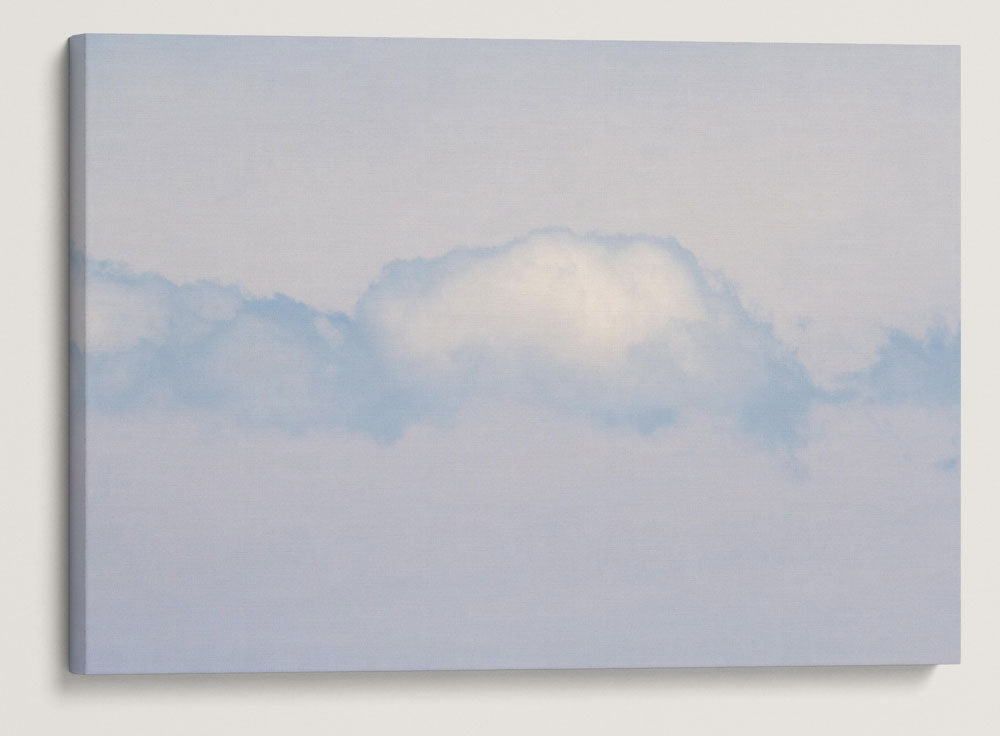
left=68, top=35, right=960, bottom=673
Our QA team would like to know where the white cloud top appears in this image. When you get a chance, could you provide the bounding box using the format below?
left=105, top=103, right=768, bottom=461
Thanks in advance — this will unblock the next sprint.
left=361, top=231, right=707, bottom=374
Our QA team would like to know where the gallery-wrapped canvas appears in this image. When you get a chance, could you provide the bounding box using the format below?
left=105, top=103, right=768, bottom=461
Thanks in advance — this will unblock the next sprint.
left=68, top=34, right=960, bottom=673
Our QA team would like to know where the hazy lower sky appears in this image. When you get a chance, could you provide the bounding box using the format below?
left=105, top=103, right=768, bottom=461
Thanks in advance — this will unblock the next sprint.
left=73, top=35, right=959, bottom=673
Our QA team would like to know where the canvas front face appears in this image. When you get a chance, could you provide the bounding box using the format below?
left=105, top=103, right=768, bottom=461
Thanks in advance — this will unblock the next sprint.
left=69, top=35, right=960, bottom=674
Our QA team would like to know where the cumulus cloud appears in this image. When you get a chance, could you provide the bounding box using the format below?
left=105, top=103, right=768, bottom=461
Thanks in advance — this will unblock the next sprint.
left=355, top=230, right=817, bottom=441
left=358, top=231, right=708, bottom=374
left=76, top=229, right=951, bottom=444
left=837, top=325, right=960, bottom=406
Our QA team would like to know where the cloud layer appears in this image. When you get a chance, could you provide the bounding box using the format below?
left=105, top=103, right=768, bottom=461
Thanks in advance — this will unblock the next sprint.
left=76, top=230, right=956, bottom=444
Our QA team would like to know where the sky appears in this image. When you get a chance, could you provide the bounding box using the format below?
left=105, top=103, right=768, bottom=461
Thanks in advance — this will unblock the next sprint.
left=73, top=35, right=959, bottom=672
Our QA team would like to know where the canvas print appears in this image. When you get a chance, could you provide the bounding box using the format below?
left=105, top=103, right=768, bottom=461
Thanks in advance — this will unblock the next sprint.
left=68, top=35, right=960, bottom=673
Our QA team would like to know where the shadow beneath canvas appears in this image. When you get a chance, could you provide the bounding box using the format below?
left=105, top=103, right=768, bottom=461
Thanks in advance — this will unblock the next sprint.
left=56, top=662, right=936, bottom=698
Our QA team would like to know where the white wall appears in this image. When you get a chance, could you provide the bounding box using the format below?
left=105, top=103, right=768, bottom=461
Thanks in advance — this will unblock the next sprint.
left=2, top=1, right=997, bottom=733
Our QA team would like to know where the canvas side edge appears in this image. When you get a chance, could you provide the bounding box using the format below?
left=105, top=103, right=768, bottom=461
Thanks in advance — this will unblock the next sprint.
left=67, top=33, right=88, bottom=675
